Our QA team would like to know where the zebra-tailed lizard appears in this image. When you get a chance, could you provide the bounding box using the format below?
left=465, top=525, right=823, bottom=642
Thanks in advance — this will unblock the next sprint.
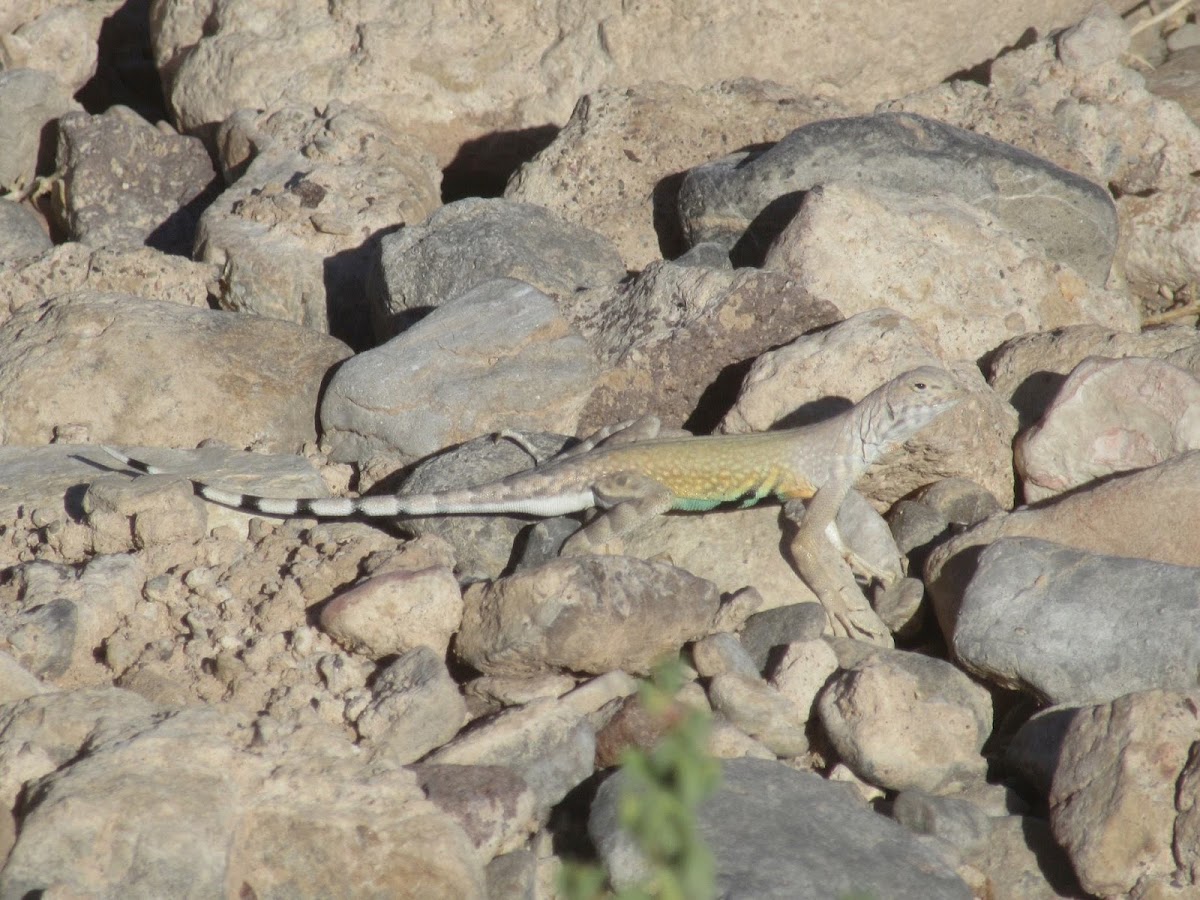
left=101, top=367, right=964, bottom=643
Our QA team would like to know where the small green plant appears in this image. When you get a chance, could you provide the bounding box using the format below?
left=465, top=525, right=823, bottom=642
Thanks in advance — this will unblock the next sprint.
left=560, top=659, right=721, bottom=900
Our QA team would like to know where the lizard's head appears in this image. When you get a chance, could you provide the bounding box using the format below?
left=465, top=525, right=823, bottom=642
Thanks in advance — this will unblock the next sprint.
left=862, top=366, right=966, bottom=456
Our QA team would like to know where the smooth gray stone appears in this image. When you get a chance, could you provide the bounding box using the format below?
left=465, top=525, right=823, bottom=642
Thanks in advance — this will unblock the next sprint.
left=738, top=603, right=828, bottom=673
left=677, top=112, right=1117, bottom=285
left=592, top=758, right=972, bottom=899
left=953, top=537, right=1200, bottom=704
left=0, top=200, right=51, bottom=262
left=369, top=197, right=625, bottom=339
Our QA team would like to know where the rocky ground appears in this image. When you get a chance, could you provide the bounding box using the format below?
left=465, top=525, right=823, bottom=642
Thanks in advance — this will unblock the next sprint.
left=1, top=0, right=1200, bottom=897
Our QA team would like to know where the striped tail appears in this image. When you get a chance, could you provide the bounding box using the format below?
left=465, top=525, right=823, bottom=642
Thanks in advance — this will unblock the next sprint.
left=98, top=446, right=406, bottom=518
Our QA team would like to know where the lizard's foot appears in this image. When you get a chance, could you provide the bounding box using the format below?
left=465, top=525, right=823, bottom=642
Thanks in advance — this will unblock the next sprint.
left=823, top=584, right=894, bottom=647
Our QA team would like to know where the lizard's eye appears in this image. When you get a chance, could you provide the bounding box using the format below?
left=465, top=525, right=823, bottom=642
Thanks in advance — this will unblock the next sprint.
left=913, top=382, right=927, bottom=390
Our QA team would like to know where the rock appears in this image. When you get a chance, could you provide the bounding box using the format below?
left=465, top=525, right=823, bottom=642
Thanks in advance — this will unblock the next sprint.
left=82, top=474, right=208, bottom=555
left=1048, top=689, right=1200, bottom=898
left=948, top=538, right=1200, bottom=705
left=1005, top=705, right=1082, bottom=798
left=1, top=555, right=144, bottom=687
left=426, top=697, right=596, bottom=817
left=0, top=651, right=51, bottom=705
left=0, top=5, right=102, bottom=93
left=484, top=849, right=538, bottom=900
left=760, top=180, right=1136, bottom=362
left=197, top=105, right=441, bottom=348
left=320, top=279, right=600, bottom=465
left=369, top=197, right=625, bottom=339
left=708, top=671, right=809, bottom=757
left=738, top=603, right=828, bottom=673
left=412, top=764, right=539, bottom=861
left=768, top=639, right=840, bottom=723
left=150, top=0, right=1101, bottom=175
left=680, top=112, right=1118, bottom=286
left=0, top=243, right=217, bottom=326
left=891, top=789, right=992, bottom=857
left=506, top=80, right=849, bottom=269
left=690, top=632, right=759, bottom=679
left=883, top=7, right=1200, bottom=299
left=1015, top=356, right=1200, bottom=501
left=53, top=106, right=218, bottom=255
left=354, top=647, right=468, bottom=765
left=927, top=452, right=1200, bottom=615
left=964, top=815, right=1083, bottom=900
left=0, top=291, right=351, bottom=451
left=1147, top=45, right=1200, bottom=123
left=571, top=261, right=841, bottom=433
left=594, top=693, right=692, bottom=768
left=80, top=444, right=330, bottom=538
left=0, top=68, right=79, bottom=194
left=817, top=648, right=992, bottom=793
left=395, top=431, right=571, bottom=582
left=456, top=556, right=721, bottom=677
left=722, top=309, right=1019, bottom=508
left=0, top=200, right=50, bottom=262
left=592, top=757, right=973, bottom=898
left=319, top=566, right=463, bottom=659
left=988, top=324, right=1200, bottom=427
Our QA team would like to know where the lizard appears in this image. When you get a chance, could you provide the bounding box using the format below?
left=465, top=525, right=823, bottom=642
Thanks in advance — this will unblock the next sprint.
left=100, top=366, right=965, bottom=642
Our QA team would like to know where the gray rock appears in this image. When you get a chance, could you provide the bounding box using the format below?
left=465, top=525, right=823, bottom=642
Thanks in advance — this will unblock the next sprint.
left=426, top=697, right=596, bottom=817
left=951, top=538, right=1200, bottom=705
left=411, top=764, right=539, bottom=859
left=484, top=849, right=538, bottom=900
left=0, top=200, right=50, bottom=262
left=690, top=632, right=759, bottom=679
left=592, top=757, right=972, bottom=899
left=888, top=498, right=951, bottom=557
left=927, top=453, right=1200, bottom=624
left=1015, top=356, right=1200, bottom=502
left=738, top=603, right=828, bottom=673
left=1005, top=705, right=1082, bottom=797
left=707, top=671, right=809, bottom=757
left=818, top=647, right=992, bottom=793
left=54, top=107, right=218, bottom=255
left=678, top=112, right=1117, bottom=285
left=320, top=279, right=600, bottom=464
left=0, top=68, right=79, bottom=194
left=396, top=430, right=571, bottom=582
left=369, top=197, right=626, bottom=339
left=456, top=556, right=721, bottom=677
left=0, top=291, right=351, bottom=451
left=890, top=789, right=993, bottom=855
left=1147, top=45, right=1200, bottom=123
left=355, top=646, right=467, bottom=765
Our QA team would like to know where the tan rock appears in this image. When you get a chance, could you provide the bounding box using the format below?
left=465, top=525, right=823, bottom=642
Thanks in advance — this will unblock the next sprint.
left=0, top=291, right=351, bottom=451
left=319, top=566, right=463, bottom=659
left=1049, top=689, right=1200, bottom=897
left=1015, top=356, right=1200, bottom=502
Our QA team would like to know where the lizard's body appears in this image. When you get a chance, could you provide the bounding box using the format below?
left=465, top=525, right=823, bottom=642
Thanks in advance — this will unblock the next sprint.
left=101, top=366, right=964, bottom=641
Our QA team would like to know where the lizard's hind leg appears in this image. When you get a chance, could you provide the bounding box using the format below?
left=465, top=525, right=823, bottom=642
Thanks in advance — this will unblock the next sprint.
left=553, top=415, right=663, bottom=463
left=560, top=472, right=673, bottom=556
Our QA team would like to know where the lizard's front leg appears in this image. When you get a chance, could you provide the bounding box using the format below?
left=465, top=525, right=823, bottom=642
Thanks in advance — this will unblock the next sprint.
left=559, top=472, right=674, bottom=556
left=784, top=487, right=893, bottom=647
